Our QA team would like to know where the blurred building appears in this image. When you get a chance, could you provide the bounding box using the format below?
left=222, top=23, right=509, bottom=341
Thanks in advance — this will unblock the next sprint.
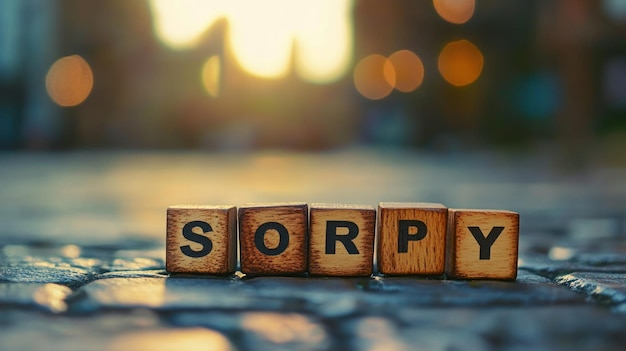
left=0, top=0, right=59, bottom=149
left=0, top=0, right=625, bottom=157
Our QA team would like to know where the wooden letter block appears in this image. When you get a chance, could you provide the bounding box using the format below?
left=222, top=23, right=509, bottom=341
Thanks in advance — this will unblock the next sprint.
left=377, top=202, right=447, bottom=275
left=445, top=209, right=519, bottom=280
left=166, top=205, right=237, bottom=274
left=309, top=204, right=376, bottom=276
left=239, top=203, right=308, bottom=275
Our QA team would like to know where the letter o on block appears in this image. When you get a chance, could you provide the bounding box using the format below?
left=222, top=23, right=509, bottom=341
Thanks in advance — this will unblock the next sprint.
left=166, top=205, right=237, bottom=274
left=239, top=203, right=308, bottom=275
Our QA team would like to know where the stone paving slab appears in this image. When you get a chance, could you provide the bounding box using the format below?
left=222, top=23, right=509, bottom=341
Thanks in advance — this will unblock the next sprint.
left=389, top=306, right=626, bottom=351
left=363, top=271, right=586, bottom=307
left=2, top=151, right=626, bottom=350
left=0, top=257, right=98, bottom=287
left=519, top=255, right=626, bottom=279
left=0, top=310, right=237, bottom=351
left=65, top=271, right=589, bottom=317
left=555, top=272, right=626, bottom=307
left=3, top=305, right=624, bottom=351
left=69, top=276, right=261, bottom=313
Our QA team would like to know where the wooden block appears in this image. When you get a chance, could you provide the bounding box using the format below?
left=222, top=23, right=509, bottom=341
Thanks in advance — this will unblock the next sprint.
left=377, top=202, right=447, bottom=275
left=309, top=203, right=376, bottom=276
left=166, top=205, right=237, bottom=274
left=445, top=209, right=519, bottom=280
left=239, top=203, right=308, bottom=275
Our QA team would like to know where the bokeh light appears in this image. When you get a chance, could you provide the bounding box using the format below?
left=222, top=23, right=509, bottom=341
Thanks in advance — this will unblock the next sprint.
left=202, top=56, right=221, bottom=98
left=433, top=0, right=475, bottom=25
left=149, top=0, right=353, bottom=83
left=227, top=1, right=296, bottom=79
left=149, top=0, right=226, bottom=50
left=388, top=50, right=425, bottom=92
left=45, top=55, right=94, bottom=107
left=438, top=39, right=483, bottom=87
left=293, top=0, right=353, bottom=84
left=353, top=54, right=396, bottom=100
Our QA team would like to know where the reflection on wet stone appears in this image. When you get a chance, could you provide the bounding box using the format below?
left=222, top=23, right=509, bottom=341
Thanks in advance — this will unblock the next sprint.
left=352, top=317, right=408, bottom=351
left=108, top=328, right=236, bottom=351
left=240, top=312, right=330, bottom=351
left=101, top=257, right=163, bottom=272
left=0, top=283, right=71, bottom=313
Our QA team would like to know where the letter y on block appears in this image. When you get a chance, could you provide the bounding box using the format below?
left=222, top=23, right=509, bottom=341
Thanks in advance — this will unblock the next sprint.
left=445, top=209, right=519, bottom=280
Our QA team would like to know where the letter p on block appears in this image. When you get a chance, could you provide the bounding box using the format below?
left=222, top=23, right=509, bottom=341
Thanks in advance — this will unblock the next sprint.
left=377, top=202, right=448, bottom=275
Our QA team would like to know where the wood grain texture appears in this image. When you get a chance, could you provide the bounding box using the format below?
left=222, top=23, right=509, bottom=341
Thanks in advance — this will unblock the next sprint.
left=309, top=203, right=376, bottom=276
left=377, top=202, right=447, bottom=275
left=166, top=205, right=236, bottom=274
left=445, top=209, right=519, bottom=280
left=239, top=203, right=308, bottom=275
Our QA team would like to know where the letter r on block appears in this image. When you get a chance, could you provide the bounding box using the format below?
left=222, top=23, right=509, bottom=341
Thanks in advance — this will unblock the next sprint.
left=309, top=204, right=376, bottom=276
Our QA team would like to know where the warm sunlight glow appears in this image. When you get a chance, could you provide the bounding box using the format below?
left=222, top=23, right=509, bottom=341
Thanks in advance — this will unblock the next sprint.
left=433, top=0, right=475, bottom=25
left=388, top=50, right=424, bottom=92
left=438, top=39, right=484, bottom=87
left=293, top=0, right=353, bottom=84
left=45, top=55, right=94, bottom=107
left=149, top=0, right=226, bottom=50
left=149, top=0, right=353, bottom=83
left=227, top=0, right=296, bottom=79
left=354, top=55, right=396, bottom=100
left=202, top=56, right=221, bottom=97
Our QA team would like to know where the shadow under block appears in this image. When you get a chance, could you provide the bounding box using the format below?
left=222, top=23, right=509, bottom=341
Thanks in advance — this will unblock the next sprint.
left=239, top=203, right=308, bottom=275
left=309, top=204, right=376, bottom=276
left=445, top=209, right=519, bottom=280
left=377, top=202, right=448, bottom=275
left=166, top=205, right=237, bottom=274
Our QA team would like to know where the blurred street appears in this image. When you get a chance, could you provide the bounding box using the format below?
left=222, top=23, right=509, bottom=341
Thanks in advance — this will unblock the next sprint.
left=2, top=149, right=626, bottom=247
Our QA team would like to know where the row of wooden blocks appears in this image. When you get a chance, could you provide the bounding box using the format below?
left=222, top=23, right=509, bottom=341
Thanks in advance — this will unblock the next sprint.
left=166, top=203, right=519, bottom=280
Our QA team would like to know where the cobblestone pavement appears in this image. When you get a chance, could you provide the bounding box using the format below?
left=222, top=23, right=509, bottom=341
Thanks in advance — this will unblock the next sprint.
left=1, top=150, right=626, bottom=350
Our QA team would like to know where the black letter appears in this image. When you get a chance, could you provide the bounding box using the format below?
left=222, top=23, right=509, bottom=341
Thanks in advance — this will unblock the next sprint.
left=255, top=222, right=289, bottom=256
left=325, top=221, right=359, bottom=254
left=468, top=226, right=504, bottom=260
left=398, top=220, right=427, bottom=253
left=180, top=221, right=213, bottom=258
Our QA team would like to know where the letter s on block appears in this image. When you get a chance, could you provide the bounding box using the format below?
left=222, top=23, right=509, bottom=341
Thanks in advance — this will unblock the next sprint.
left=180, top=220, right=213, bottom=257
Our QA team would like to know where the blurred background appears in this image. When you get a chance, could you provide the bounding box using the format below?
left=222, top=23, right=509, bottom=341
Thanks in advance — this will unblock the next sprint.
left=1, top=0, right=626, bottom=165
